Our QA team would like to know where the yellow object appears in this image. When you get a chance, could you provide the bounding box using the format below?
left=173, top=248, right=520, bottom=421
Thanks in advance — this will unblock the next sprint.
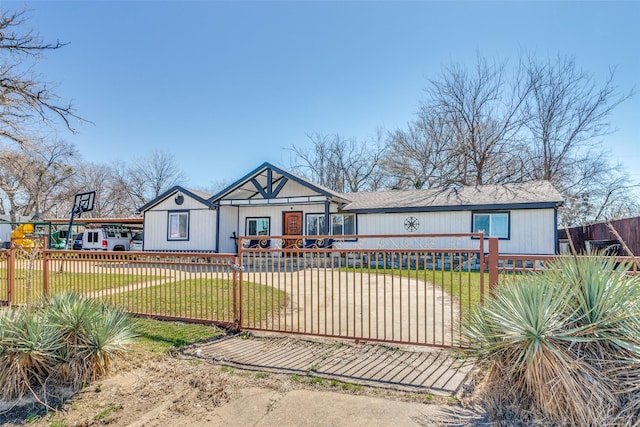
left=11, top=223, right=36, bottom=248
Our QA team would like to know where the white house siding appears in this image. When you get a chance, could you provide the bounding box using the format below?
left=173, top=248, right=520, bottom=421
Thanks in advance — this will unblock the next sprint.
left=274, top=179, right=322, bottom=198
left=499, top=208, right=556, bottom=254
left=344, top=211, right=473, bottom=251
left=342, top=208, right=556, bottom=254
left=142, top=192, right=217, bottom=251
left=144, top=209, right=217, bottom=251
left=218, top=205, right=240, bottom=253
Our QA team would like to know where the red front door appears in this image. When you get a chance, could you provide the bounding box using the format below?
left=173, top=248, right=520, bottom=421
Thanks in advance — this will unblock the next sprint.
left=282, top=211, right=303, bottom=249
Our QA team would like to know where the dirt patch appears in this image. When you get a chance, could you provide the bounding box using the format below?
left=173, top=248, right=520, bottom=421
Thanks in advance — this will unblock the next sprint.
left=0, top=345, right=487, bottom=426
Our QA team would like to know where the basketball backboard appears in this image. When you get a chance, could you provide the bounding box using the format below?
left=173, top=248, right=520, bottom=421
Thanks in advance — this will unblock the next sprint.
left=73, top=191, right=96, bottom=215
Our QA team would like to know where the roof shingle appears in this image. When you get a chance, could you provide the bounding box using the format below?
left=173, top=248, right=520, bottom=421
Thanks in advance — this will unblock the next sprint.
left=341, top=181, right=563, bottom=211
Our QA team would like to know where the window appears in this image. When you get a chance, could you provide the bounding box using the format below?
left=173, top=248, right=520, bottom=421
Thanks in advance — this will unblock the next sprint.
left=168, top=211, right=189, bottom=240
left=330, top=213, right=356, bottom=236
left=306, top=214, right=326, bottom=236
left=472, top=212, right=509, bottom=239
left=247, top=217, right=270, bottom=236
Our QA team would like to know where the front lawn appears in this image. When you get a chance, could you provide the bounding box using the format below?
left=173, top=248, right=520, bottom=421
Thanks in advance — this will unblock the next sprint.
left=344, top=266, right=487, bottom=311
left=108, top=278, right=288, bottom=324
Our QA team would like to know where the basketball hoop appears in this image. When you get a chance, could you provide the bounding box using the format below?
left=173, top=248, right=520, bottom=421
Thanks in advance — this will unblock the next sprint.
left=73, top=191, right=96, bottom=217
left=63, top=191, right=96, bottom=253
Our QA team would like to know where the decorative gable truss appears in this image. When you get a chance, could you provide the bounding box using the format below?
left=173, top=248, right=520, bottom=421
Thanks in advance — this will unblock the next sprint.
left=250, top=168, right=288, bottom=199
left=211, top=162, right=350, bottom=206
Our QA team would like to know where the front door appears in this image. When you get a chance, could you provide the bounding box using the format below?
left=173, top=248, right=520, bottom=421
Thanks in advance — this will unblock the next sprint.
left=282, top=211, right=303, bottom=249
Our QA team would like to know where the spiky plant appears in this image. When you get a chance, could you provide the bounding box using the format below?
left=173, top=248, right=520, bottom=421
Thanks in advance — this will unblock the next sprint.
left=460, top=255, right=640, bottom=425
left=83, top=304, right=137, bottom=380
left=0, top=307, right=62, bottom=400
left=43, top=293, right=137, bottom=388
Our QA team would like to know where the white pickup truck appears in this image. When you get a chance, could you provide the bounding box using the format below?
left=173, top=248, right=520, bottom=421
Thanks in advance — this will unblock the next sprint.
left=82, top=227, right=133, bottom=251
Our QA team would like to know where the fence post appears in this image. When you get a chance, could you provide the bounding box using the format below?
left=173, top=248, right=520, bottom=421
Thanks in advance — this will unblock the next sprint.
left=488, top=238, right=499, bottom=296
left=43, top=249, right=50, bottom=299
left=7, top=246, right=14, bottom=306
left=233, top=256, right=242, bottom=331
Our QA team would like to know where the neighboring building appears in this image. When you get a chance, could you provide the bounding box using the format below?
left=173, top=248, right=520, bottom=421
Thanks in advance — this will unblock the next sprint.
left=138, top=162, right=564, bottom=254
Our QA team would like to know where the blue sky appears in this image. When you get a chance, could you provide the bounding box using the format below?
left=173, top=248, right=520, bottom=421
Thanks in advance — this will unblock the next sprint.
left=10, top=1, right=640, bottom=190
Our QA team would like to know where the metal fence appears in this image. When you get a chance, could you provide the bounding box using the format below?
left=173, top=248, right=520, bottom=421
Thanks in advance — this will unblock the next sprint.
left=0, top=233, right=487, bottom=348
left=3, top=234, right=635, bottom=348
left=1, top=245, right=239, bottom=328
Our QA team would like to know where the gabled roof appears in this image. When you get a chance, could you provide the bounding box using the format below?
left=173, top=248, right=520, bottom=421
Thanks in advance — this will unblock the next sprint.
left=137, top=185, right=215, bottom=213
left=210, top=162, right=350, bottom=204
left=341, top=181, right=563, bottom=213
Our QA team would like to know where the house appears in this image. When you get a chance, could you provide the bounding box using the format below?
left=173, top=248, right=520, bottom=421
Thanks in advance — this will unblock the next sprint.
left=138, top=162, right=564, bottom=254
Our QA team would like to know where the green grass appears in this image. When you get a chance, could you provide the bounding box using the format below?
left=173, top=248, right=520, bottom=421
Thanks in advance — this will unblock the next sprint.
left=3, top=269, right=161, bottom=304
left=344, top=266, right=487, bottom=311
left=111, top=279, right=287, bottom=323
left=133, top=317, right=224, bottom=353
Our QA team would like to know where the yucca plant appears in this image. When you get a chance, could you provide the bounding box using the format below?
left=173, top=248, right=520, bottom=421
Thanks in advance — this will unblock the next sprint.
left=0, top=307, right=62, bottom=400
left=43, top=293, right=137, bottom=388
left=83, top=304, right=137, bottom=380
left=0, top=293, right=137, bottom=402
left=460, top=254, right=640, bottom=425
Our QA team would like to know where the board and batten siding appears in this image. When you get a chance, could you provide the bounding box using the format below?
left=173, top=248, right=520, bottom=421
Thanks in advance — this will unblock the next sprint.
left=218, top=205, right=240, bottom=253
left=503, top=208, right=556, bottom=254
left=142, top=193, right=217, bottom=251
left=351, top=208, right=556, bottom=254
left=273, top=179, right=323, bottom=198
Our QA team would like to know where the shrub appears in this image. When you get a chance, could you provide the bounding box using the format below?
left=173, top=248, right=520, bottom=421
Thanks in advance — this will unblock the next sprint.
left=460, top=255, right=640, bottom=425
left=0, top=293, right=136, bottom=402
left=0, top=308, right=62, bottom=399
left=44, top=293, right=137, bottom=388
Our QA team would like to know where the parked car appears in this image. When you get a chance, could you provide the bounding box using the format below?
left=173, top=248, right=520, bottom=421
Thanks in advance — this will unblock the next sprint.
left=73, top=233, right=83, bottom=250
left=129, top=232, right=143, bottom=251
left=82, top=228, right=132, bottom=251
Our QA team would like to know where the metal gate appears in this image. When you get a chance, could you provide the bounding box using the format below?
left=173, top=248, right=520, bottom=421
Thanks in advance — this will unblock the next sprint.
left=238, top=234, right=486, bottom=348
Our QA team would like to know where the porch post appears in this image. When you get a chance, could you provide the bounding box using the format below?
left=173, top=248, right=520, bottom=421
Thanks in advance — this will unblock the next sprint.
left=324, top=201, right=330, bottom=234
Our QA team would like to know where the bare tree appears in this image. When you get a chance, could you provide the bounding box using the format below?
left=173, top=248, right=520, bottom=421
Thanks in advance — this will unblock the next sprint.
left=384, top=115, right=458, bottom=189
left=386, top=53, right=637, bottom=225
left=558, top=156, right=640, bottom=226
left=516, top=55, right=637, bottom=225
left=385, top=56, right=529, bottom=189
left=0, top=147, right=27, bottom=219
left=425, top=57, right=529, bottom=186
left=112, top=149, right=186, bottom=209
left=0, top=8, right=84, bottom=146
left=0, top=138, right=77, bottom=220
left=288, top=132, right=386, bottom=193
left=522, top=55, right=632, bottom=183
left=66, top=162, right=134, bottom=218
